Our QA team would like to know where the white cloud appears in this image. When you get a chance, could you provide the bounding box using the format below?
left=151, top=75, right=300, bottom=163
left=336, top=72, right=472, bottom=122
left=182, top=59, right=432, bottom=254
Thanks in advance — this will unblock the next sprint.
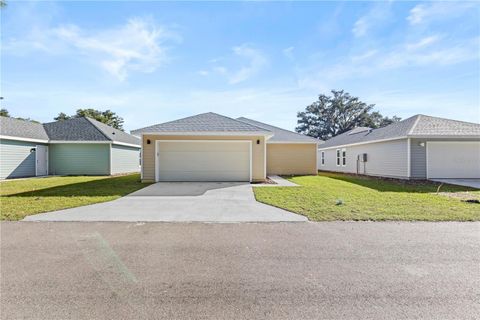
left=209, top=44, right=268, bottom=84
left=228, top=44, right=268, bottom=84
left=351, top=50, right=378, bottom=61
left=352, top=3, right=392, bottom=38
left=406, top=35, right=441, bottom=51
left=407, top=2, right=476, bottom=25
left=53, top=18, right=180, bottom=80
left=283, top=46, right=295, bottom=60
left=4, top=17, right=180, bottom=81
left=352, top=18, right=368, bottom=37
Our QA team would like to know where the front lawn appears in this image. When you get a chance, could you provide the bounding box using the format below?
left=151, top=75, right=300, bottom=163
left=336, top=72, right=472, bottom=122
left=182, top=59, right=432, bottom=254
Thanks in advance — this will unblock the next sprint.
left=254, top=172, right=480, bottom=221
left=0, top=174, right=150, bottom=221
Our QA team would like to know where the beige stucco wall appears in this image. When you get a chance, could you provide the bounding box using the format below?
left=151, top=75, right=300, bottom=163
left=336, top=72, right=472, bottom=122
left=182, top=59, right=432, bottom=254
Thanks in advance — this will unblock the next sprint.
left=267, top=143, right=317, bottom=175
left=141, top=134, right=266, bottom=182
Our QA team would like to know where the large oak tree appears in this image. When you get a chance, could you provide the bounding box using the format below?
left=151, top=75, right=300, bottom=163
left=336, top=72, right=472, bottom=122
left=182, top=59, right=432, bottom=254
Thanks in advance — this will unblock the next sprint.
left=296, top=90, right=400, bottom=140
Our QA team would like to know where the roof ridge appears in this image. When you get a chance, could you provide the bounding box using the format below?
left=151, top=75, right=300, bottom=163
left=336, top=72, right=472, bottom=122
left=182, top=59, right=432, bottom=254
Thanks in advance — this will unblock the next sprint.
left=84, top=117, right=113, bottom=142
left=209, top=113, right=272, bottom=132
left=408, top=114, right=422, bottom=135
left=237, top=117, right=302, bottom=136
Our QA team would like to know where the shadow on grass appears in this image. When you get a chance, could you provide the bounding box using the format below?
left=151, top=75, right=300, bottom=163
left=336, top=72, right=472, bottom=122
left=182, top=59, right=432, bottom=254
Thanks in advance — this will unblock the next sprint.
left=5, top=174, right=149, bottom=198
left=316, top=172, right=476, bottom=193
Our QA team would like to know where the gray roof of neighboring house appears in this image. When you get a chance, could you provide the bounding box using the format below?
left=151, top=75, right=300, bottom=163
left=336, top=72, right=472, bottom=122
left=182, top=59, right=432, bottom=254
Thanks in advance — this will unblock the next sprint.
left=85, top=117, right=141, bottom=145
left=131, top=112, right=271, bottom=135
left=43, top=117, right=111, bottom=142
left=236, top=117, right=321, bottom=143
left=319, top=114, right=480, bottom=149
left=0, top=116, right=49, bottom=141
left=1, top=116, right=140, bottom=146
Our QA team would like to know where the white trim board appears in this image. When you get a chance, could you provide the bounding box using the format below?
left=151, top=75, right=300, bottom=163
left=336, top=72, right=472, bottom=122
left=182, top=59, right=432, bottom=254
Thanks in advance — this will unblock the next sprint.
left=267, top=141, right=319, bottom=144
left=0, top=135, right=48, bottom=144
left=319, top=137, right=408, bottom=150
left=139, top=131, right=272, bottom=137
left=154, top=139, right=253, bottom=182
left=112, top=141, right=141, bottom=148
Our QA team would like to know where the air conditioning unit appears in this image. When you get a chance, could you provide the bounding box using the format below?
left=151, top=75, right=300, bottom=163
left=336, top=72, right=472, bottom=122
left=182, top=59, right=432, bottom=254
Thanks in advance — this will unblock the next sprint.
left=361, top=153, right=367, bottom=162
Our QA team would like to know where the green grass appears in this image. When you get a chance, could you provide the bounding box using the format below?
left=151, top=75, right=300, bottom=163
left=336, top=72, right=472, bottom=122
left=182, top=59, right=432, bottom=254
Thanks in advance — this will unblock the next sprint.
left=254, top=172, right=480, bottom=221
left=0, top=174, right=150, bottom=221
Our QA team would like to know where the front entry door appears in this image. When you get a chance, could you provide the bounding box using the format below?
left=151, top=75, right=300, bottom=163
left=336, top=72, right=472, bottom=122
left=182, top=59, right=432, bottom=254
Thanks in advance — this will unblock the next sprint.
left=36, top=145, right=48, bottom=176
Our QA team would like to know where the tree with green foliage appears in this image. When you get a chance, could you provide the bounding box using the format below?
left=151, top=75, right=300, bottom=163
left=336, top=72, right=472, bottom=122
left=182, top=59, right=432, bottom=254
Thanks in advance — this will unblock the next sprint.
left=0, top=108, right=10, bottom=117
left=296, top=90, right=401, bottom=140
left=53, top=112, right=70, bottom=121
left=54, top=109, right=125, bottom=131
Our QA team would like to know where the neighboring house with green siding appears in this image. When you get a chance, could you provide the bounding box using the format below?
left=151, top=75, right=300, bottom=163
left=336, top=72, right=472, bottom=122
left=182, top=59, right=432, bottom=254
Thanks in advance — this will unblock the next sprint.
left=0, top=116, right=140, bottom=179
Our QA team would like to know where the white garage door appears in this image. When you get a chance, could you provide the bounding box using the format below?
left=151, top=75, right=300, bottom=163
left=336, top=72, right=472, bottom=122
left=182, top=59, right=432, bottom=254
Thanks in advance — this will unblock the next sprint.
left=427, top=141, right=480, bottom=179
left=156, top=141, right=251, bottom=182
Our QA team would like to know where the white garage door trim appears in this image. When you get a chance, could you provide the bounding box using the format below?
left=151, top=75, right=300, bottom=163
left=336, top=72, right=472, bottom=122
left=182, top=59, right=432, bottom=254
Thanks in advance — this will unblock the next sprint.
left=426, top=141, right=480, bottom=179
left=155, top=140, right=252, bottom=182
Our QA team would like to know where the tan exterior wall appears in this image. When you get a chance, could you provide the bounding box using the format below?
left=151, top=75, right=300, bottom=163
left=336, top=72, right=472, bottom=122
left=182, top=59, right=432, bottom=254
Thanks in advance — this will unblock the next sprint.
left=141, top=134, right=266, bottom=182
left=267, top=143, right=317, bottom=175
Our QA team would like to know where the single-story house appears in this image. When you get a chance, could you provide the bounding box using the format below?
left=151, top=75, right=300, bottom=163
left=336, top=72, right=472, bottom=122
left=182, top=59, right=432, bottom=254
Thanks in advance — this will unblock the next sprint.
left=317, top=114, right=480, bottom=179
left=0, top=116, right=141, bottom=179
left=131, top=112, right=319, bottom=182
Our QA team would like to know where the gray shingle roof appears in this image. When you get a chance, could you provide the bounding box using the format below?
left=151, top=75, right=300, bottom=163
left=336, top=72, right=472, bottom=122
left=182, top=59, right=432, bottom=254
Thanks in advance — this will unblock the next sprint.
left=2, top=116, right=140, bottom=146
left=320, top=114, right=480, bottom=149
left=85, top=117, right=141, bottom=145
left=43, top=117, right=110, bottom=142
left=410, top=115, right=480, bottom=136
left=131, top=112, right=271, bottom=135
left=0, top=116, right=49, bottom=141
left=236, top=117, right=320, bottom=143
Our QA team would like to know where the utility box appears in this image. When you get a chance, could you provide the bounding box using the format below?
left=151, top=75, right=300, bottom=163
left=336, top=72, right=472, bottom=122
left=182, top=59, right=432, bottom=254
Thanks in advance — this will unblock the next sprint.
left=361, top=153, right=368, bottom=162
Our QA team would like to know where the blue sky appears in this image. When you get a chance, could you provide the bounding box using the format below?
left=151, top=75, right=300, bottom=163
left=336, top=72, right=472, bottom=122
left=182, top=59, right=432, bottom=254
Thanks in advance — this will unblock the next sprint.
left=2, top=1, right=479, bottom=131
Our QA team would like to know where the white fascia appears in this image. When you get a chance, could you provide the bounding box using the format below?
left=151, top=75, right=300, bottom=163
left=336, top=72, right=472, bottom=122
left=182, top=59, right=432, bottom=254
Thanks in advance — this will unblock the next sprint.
left=318, top=136, right=408, bottom=150
left=0, top=135, right=48, bottom=144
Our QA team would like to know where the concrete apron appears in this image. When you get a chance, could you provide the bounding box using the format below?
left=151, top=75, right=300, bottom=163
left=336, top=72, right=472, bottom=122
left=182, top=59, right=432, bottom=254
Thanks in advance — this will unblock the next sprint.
left=23, top=182, right=307, bottom=223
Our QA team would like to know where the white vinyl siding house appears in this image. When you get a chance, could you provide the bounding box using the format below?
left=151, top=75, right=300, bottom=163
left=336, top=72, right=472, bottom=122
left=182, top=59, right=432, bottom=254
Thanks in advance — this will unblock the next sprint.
left=318, top=115, right=480, bottom=180
left=111, top=144, right=141, bottom=175
left=320, top=139, right=409, bottom=179
left=0, top=139, right=48, bottom=179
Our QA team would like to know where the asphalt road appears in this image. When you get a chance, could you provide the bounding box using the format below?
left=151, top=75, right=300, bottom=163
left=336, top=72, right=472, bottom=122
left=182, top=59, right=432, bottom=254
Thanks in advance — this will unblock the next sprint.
left=1, top=221, right=479, bottom=319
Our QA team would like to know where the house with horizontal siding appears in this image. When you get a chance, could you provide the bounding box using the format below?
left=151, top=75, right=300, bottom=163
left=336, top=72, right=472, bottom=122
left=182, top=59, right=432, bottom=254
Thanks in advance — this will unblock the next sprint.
left=317, top=114, right=480, bottom=180
left=131, top=112, right=320, bottom=182
left=0, top=116, right=141, bottom=179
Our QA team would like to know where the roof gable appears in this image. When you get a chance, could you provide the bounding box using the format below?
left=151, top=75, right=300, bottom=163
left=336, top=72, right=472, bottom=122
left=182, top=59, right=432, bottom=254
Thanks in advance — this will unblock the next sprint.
left=410, top=115, right=480, bottom=136
left=319, top=115, right=419, bottom=148
left=131, top=112, right=271, bottom=135
left=43, top=117, right=110, bottom=142
left=0, top=116, right=49, bottom=141
left=86, top=118, right=140, bottom=145
left=42, top=117, right=140, bottom=146
left=320, top=114, right=480, bottom=149
left=236, top=117, right=320, bottom=143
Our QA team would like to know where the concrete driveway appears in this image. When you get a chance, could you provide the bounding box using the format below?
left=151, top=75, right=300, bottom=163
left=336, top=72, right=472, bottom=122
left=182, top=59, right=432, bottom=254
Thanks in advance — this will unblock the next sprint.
left=24, top=182, right=306, bottom=222
left=2, top=221, right=479, bottom=319
left=431, top=178, right=480, bottom=189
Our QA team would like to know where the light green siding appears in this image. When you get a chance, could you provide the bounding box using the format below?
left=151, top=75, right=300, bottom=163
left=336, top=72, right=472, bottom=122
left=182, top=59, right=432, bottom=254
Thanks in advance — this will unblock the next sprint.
left=111, top=144, right=140, bottom=174
left=49, top=143, right=110, bottom=175
left=0, top=139, right=44, bottom=179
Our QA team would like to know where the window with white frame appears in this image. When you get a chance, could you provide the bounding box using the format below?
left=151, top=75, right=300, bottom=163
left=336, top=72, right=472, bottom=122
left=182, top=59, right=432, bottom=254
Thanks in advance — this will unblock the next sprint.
left=321, top=151, right=325, bottom=166
left=336, top=149, right=341, bottom=166
left=342, top=148, right=347, bottom=166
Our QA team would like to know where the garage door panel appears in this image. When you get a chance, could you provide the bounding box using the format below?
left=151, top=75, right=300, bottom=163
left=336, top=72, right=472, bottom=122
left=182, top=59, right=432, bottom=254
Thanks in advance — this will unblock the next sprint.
left=157, top=141, right=251, bottom=181
left=157, top=170, right=250, bottom=182
left=159, top=152, right=249, bottom=171
left=427, top=141, right=480, bottom=179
